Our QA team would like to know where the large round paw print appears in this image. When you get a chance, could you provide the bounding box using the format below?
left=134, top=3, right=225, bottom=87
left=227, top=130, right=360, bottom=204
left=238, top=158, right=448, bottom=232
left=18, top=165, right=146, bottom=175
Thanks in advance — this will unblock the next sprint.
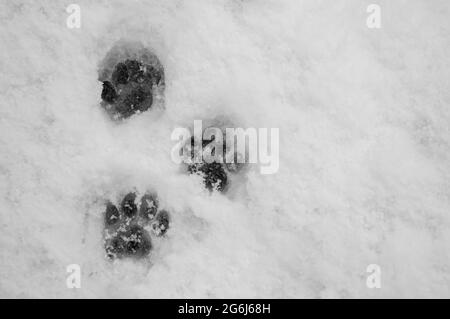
left=98, top=41, right=165, bottom=120
left=103, top=192, right=170, bottom=259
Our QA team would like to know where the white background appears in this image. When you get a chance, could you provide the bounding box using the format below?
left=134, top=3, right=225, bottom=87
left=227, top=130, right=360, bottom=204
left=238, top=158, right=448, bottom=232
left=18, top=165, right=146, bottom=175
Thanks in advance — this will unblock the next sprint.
left=0, top=0, right=449, bottom=298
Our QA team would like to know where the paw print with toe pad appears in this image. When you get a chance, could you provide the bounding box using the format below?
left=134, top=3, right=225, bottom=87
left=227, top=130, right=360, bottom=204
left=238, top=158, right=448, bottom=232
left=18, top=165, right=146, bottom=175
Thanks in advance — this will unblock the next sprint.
left=103, top=192, right=170, bottom=260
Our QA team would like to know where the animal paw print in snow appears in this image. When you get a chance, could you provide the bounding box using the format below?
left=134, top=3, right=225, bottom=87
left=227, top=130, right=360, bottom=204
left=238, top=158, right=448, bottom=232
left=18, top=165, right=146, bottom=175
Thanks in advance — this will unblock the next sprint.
left=103, top=192, right=170, bottom=259
left=98, top=42, right=165, bottom=120
left=184, top=129, right=245, bottom=192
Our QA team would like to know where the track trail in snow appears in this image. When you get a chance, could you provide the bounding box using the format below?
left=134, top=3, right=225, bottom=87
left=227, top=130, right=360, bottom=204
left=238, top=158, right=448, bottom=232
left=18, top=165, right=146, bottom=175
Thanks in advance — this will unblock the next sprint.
left=0, top=0, right=450, bottom=298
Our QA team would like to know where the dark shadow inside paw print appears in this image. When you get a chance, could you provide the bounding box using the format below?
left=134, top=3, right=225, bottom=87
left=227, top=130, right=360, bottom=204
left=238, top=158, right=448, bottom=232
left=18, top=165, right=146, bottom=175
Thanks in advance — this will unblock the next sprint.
left=152, top=209, right=170, bottom=236
left=187, top=162, right=228, bottom=192
left=121, top=192, right=137, bottom=218
left=106, top=225, right=152, bottom=259
left=103, top=191, right=170, bottom=260
left=139, top=193, right=158, bottom=221
left=98, top=41, right=165, bottom=120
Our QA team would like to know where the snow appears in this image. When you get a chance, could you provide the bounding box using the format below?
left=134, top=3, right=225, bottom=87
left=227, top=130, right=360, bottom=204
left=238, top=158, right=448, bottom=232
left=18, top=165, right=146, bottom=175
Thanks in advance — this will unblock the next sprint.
left=1, top=0, right=450, bottom=298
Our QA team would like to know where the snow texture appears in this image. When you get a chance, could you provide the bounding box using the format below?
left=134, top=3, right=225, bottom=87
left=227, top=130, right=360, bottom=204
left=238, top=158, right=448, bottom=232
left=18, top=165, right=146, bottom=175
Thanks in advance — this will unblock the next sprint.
left=0, top=0, right=449, bottom=298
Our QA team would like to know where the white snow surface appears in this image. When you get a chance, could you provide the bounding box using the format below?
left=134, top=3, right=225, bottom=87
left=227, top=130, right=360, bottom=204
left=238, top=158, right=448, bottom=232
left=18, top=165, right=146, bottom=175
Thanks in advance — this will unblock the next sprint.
left=0, top=0, right=450, bottom=298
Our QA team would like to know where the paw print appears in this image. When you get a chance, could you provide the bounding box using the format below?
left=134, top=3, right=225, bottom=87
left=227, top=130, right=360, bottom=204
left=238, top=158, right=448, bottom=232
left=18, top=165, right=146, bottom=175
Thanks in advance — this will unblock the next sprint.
left=98, top=42, right=165, bottom=120
left=103, top=192, right=170, bottom=259
left=183, top=127, right=246, bottom=192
